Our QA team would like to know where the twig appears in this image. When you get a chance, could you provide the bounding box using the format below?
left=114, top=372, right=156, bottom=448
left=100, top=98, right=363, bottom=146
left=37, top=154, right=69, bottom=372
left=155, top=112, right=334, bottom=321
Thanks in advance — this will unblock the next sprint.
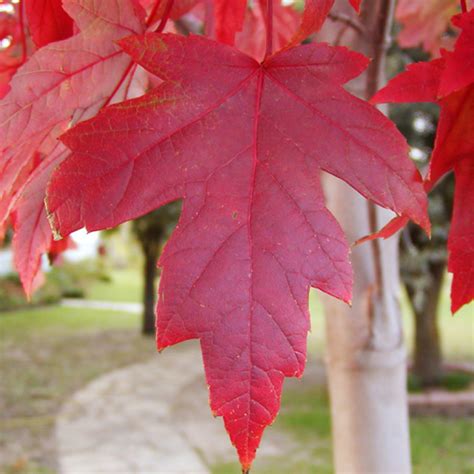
left=147, top=0, right=163, bottom=27
left=328, top=11, right=366, bottom=37
left=365, top=0, right=397, bottom=297
left=265, top=0, right=273, bottom=57
left=156, top=0, right=174, bottom=33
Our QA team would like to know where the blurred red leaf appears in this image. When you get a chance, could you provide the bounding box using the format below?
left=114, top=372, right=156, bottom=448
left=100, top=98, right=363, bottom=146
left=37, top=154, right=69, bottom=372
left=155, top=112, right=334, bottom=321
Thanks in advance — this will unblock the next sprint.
left=395, top=0, right=461, bottom=55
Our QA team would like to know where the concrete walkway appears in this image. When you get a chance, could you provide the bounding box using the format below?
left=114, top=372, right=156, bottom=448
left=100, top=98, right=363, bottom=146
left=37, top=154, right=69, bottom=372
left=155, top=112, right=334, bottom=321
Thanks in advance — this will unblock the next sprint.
left=61, top=299, right=142, bottom=313
left=55, top=341, right=298, bottom=473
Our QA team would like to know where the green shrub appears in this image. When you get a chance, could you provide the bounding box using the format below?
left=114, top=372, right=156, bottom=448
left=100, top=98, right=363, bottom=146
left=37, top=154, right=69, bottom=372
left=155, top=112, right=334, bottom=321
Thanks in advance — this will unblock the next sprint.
left=0, top=260, right=111, bottom=311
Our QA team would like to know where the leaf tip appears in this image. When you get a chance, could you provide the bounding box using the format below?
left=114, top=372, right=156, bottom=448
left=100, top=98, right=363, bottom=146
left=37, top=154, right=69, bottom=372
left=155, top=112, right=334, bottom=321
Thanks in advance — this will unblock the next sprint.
left=24, top=287, right=33, bottom=302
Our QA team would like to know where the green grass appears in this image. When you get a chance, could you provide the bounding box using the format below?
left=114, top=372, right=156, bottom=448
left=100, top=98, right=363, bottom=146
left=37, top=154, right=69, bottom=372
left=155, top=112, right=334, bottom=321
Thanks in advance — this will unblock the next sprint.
left=2, top=266, right=472, bottom=473
left=307, top=285, right=474, bottom=361
left=408, top=371, right=474, bottom=392
left=212, top=281, right=473, bottom=474
left=0, top=305, right=139, bottom=336
left=0, top=305, right=155, bottom=473
left=85, top=267, right=143, bottom=303
left=212, top=385, right=474, bottom=474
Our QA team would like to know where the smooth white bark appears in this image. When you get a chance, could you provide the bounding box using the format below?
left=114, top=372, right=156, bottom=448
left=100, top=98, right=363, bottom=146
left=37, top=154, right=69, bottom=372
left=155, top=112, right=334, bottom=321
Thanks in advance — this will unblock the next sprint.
left=319, top=1, right=412, bottom=472
left=322, top=179, right=411, bottom=473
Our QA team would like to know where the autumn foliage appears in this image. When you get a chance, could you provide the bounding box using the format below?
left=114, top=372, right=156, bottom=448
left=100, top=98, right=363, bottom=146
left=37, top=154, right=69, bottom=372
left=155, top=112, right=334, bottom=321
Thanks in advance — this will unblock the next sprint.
left=0, top=0, right=472, bottom=470
left=373, top=8, right=474, bottom=313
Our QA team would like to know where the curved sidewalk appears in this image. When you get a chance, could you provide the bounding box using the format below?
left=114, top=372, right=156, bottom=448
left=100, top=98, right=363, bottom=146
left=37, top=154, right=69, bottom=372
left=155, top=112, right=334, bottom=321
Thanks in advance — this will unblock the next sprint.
left=56, top=342, right=219, bottom=473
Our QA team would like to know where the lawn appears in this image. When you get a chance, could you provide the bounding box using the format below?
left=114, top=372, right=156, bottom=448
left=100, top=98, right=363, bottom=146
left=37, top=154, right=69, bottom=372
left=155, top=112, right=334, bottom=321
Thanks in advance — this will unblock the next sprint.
left=0, top=305, right=156, bottom=473
left=213, top=384, right=474, bottom=474
left=307, top=285, right=474, bottom=361
left=84, top=266, right=143, bottom=303
left=1, top=265, right=472, bottom=473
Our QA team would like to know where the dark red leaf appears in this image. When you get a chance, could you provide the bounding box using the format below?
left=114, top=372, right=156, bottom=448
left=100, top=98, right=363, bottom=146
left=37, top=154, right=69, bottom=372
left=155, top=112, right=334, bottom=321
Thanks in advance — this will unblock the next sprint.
left=25, top=0, right=74, bottom=47
left=438, top=10, right=474, bottom=96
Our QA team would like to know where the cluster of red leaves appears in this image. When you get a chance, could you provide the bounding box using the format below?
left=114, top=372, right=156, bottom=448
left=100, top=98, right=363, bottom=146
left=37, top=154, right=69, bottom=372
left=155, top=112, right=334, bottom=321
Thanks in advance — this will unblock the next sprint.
left=0, top=0, right=154, bottom=294
left=0, top=0, right=468, bottom=471
left=373, top=8, right=474, bottom=314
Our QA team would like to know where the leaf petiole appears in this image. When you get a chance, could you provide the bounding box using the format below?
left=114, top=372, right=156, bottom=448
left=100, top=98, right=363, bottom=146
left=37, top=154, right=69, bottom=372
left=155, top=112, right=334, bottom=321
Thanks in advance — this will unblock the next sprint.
left=265, top=0, right=273, bottom=57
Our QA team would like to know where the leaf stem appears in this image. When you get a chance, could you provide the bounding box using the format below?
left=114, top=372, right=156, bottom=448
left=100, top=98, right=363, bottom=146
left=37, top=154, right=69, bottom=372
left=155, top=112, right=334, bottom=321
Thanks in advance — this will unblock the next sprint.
left=147, top=0, right=163, bottom=27
left=101, top=61, right=136, bottom=108
left=265, top=0, right=273, bottom=57
left=328, top=11, right=366, bottom=37
left=156, top=0, right=175, bottom=32
left=460, top=0, right=467, bottom=12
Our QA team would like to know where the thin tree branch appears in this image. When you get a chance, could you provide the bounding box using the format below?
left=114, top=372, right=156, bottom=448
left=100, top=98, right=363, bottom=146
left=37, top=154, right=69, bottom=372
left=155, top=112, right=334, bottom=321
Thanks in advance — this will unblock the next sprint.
left=156, top=0, right=175, bottom=32
left=364, top=0, right=397, bottom=298
left=328, top=11, right=366, bottom=37
left=265, top=0, right=274, bottom=57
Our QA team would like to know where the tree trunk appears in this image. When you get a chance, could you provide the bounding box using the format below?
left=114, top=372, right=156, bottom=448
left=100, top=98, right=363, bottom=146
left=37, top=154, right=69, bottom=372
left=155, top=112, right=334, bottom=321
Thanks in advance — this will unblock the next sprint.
left=319, top=1, right=411, bottom=472
left=407, top=261, right=445, bottom=386
left=141, top=239, right=160, bottom=335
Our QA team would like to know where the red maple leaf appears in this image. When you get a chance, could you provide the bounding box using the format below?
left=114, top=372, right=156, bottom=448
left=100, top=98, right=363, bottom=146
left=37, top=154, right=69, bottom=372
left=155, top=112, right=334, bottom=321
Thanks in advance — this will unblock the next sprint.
left=372, top=9, right=474, bottom=313
left=25, top=0, right=74, bottom=47
left=0, top=0, right=148, bottom=294
left=47, top=33, right=428, bottom=468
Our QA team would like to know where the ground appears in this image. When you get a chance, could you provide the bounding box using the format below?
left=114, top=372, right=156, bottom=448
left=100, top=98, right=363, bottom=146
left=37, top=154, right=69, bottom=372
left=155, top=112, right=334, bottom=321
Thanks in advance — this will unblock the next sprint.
left=0, top=267, right=473, bottom=473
